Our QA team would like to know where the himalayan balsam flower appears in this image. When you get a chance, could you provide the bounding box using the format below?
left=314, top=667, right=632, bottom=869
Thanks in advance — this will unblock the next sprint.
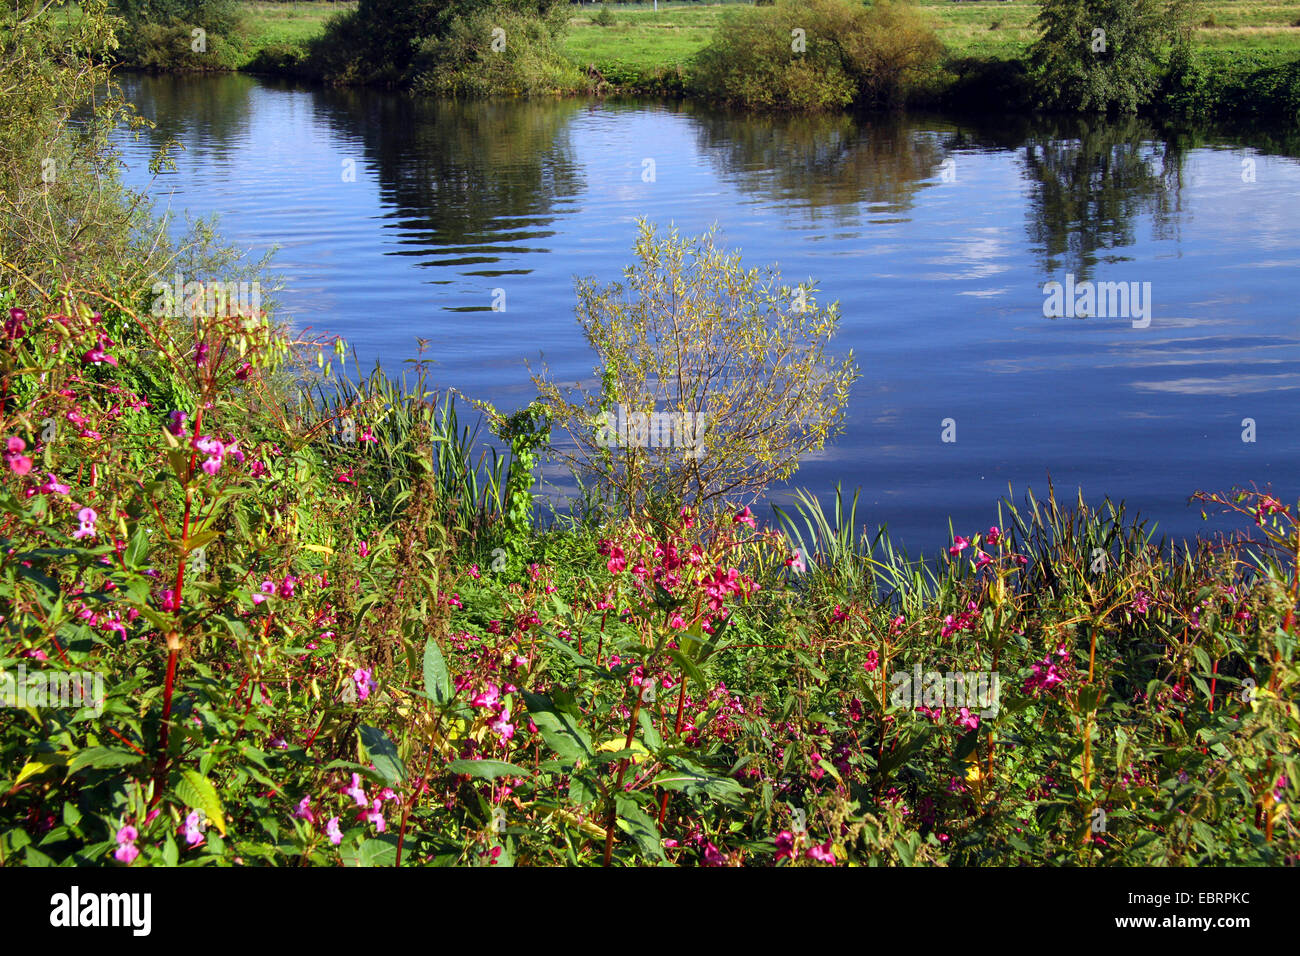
left=114, top=825, right=139, bottom=864
left=4, top=436, right=33, bottom=476
left=346, top=773, right=368, bottom=807
left=182, top=810, right=206, bottom=848
left=949, top=535, right=970, bottom=556
left=326, top=817, right=343, bottom=845
left=294, top=796, right=315, bottom=824
left=352, top=668, right=375, bottom=701
left=71, top=506, right=97, bottom=540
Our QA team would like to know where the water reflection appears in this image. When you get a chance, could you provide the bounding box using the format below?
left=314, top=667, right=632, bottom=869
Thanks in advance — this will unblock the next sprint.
left=689, top=108, right=946, bottom=222
left=308, top=91, right=586, bottom=276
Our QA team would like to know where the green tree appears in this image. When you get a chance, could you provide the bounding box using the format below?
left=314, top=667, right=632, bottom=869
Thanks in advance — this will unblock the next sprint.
left=536, top=220, right=858, bottom=513
left=1029, top=0, right=1197, bottom=112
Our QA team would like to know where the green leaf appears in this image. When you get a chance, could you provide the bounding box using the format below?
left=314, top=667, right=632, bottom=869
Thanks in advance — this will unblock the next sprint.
left=447, top=759, right=526, bottom=780
left=176, top=769, right=227, bottom=836
left=651, top=764, right=748, bottom=807
left=614, top=795, right=665, bottom=862
left=521, top=690, right=592, bottom=764
left=359, top=725, right=405, bottom=786
left=124, top=524, right=150, bottom=569
left=422, top=637, right=452, bottom=706
left=67, top=747, right=143, bottom=775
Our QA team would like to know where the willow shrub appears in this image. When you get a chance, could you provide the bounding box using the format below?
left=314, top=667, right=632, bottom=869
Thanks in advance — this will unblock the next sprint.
left=410, top=6, right=584, bottom=97
left=690, top=0, right=944, bottom=111
left=535, top=219, right=858, bottom=516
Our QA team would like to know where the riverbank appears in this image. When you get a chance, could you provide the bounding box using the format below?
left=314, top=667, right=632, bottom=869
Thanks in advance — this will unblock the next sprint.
left=6, top=0, right=1299, bottom=869
left=95, top=0, right=1300, bottom=116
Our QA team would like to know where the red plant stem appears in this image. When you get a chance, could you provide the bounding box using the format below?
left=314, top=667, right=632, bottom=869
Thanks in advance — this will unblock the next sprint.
left=152, top=407, right=203, bottom=804
left=603, top=685, right=644, bottom=866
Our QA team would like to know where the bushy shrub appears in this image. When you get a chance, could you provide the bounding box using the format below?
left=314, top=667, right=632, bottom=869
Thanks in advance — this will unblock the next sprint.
left=410, top=6, right=584, bottom=97
left=1029, top=0, right=1196, bottom=112
left=310, top=0, right=566, bottom=89
left=536, top=219, right=858, bottom=514
left=690, top=0, right=943, bottom=111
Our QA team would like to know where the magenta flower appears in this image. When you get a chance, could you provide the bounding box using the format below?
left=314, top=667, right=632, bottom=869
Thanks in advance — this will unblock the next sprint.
left=956, top=707, right=980, bottom=732
left=35, top=474, right=70, bottom=495
left=294, top=796, right=315, bottom=824
left=114, top=825, right=139, bottom=864
left=326, top=817, right=343, bottom=845
left=361, top=799, right=385, bottom=833
left=733, top=506, right=756, bottom=528
left=805, top=840, right=836, bottom=865
left=345, top=773, right=368, bottom=807
left=4, top=436, right=33, bottom=476
left=949, top=535, right=970, bottom=556
left=71, top=506, right=97, bottom=540
left=774, top=830, right=796, bottom=862
left=491, top=708, right=516, bottom=745
left=471, top=683, right=501, bottom=709
left=786, top=549, right=806, bottom=574
left=352, top=668, right=375, bottom=701
left=82, top=333, right=119, bottom=367
left=166, top=410, right=188, bottom=436
left=986, top=526, right=1001, bottom=545
left=182, top=810, right=205, bottom=848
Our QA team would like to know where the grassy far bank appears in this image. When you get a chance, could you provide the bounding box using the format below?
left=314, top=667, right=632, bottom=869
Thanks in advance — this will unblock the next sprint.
left=78, top=0, right=1300, bottom=90
left=232, top=0, right=1300, bottom=74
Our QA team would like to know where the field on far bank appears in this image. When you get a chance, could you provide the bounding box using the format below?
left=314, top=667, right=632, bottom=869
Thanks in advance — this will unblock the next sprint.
left=75, top=0, right=1300, bottom=80
left=559, top=0, right=1300, bottom=74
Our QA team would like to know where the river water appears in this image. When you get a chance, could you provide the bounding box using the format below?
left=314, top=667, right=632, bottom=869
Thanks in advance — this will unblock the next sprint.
left=114, top=73, right=1300, bottom=551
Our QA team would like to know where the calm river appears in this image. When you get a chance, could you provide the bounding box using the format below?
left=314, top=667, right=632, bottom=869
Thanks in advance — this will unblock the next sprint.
left=115, top=73, right=1300, bottom=551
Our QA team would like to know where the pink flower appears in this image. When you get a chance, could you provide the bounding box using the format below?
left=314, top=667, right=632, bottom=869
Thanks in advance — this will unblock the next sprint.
left=35, top=474, right=70, bottom=495
left=114, top=825, right=139, bottom=864
left=82, top=333, right=118, bottom=367
left=702, top=842, right=726, bottom=866
left=949, top=535, right=970, bottom=556
left=471, top=683, right=501, bottom=709
left=774, top=830, right=796, bottom=862
left=71, top=506, right=97, bottom=540
left=956, top=707, right=980, bottom=731
left=361, top=799, right=385, bottom=833
left=326, top=817, right=343, bottom=845
left=805, top=840, right=836, bottom=865
left=786, top=549, right=806, bottom=574
left=863, top=649, right=879, bottom=673
left=491, top=708, right=516, bottom=744
left=4, top=436, right=33, bottom=476
left=733, top=506, right=756, bottom=528
left=358, top=541, right=370, bottom=558
left=167, top=410, right=188, bottom=436
left=182, top=810, right=205, bottom=847
left=345, top=773, right=368, bottom=807
left=294, top=796, right=315, bottom=824
left=986, top=526, right=1001, bottom=545
left=352, top=668, right=375, bottom=701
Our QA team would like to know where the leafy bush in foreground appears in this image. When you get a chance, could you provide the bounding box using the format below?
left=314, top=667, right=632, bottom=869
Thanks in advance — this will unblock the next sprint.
left=0, top=282, right=1296, bottom=865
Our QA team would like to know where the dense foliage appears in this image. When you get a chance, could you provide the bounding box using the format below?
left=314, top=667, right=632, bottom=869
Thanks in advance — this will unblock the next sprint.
left=690, top=0, right=944, bottom=111
left=1028, top=0, right=1196, bottom=112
